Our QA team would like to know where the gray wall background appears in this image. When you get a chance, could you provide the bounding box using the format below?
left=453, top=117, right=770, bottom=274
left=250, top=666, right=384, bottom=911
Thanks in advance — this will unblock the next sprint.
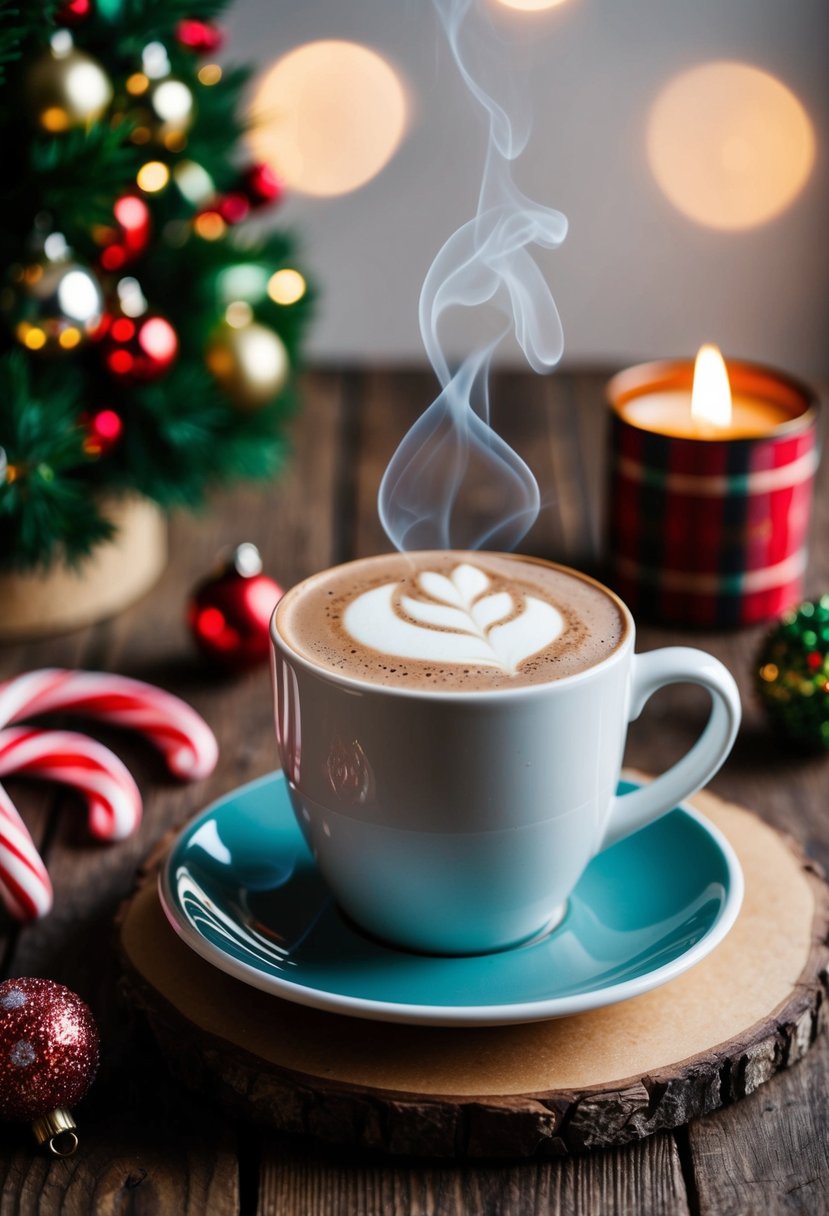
left=227, top=1, right=829, bottom=377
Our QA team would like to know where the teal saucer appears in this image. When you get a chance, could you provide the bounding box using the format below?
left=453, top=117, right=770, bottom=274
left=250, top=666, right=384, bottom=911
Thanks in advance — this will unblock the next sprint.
left=159, top=772, right=743, bottom=1026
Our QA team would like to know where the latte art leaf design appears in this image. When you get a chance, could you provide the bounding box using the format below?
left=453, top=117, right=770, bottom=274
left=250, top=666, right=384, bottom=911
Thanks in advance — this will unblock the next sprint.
left=343, top=563, right=563, bottom=674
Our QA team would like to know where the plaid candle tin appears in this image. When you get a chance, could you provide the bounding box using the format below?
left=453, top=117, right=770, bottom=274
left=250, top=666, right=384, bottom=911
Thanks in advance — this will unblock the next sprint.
left=606, top=359, right=820, bottom=628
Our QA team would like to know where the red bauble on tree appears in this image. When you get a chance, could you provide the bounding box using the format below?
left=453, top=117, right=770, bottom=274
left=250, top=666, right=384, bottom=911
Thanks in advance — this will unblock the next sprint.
left=176, top=18, right=224, bottom=53
left=96, top=194, right=151, bottom=272
left=188, top=543, right=283, bottom=670
left=56, top=0, right=94, bottom=26
left=215, top=192, right=250, bottom=226
left=196, top=192, right=251, bottom=232
left=81, top=408, right=123, bottom=457
left=240, top=163, right=284, bottom=209
left=0, top=977, right=99, bottom=1155
left=101, top=311, right=178, bottom=382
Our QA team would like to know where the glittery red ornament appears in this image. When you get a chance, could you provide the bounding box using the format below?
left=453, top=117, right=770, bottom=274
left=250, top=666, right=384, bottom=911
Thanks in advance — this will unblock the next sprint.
left=240, top=163, right=284, bottom=209
left=0, top=977, right=99, bottom=1155
left=176, top=18, right=224, bottom=53
left=188, top=543, right=283, bottom=670
left=102, top=312, right=178, bottom=381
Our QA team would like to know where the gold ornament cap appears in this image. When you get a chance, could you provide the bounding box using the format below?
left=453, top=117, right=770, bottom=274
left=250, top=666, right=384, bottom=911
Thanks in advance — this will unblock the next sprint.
left=32, top=1107, right=79, bottom=1157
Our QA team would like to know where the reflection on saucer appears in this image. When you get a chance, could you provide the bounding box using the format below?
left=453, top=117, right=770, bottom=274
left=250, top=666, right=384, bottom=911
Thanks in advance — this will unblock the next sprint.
left=159, top=772, right=743, bottom=1027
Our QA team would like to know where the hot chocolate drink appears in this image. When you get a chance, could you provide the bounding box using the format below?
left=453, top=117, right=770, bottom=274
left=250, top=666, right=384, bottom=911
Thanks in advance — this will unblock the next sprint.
left=270, top=551, right=739, bottom=954
left=274, top=551, right=627, bottom=691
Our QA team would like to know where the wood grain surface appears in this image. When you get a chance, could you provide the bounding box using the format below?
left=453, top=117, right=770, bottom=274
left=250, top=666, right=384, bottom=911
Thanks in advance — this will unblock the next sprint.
left=0, top=368, right=827, bottom=1215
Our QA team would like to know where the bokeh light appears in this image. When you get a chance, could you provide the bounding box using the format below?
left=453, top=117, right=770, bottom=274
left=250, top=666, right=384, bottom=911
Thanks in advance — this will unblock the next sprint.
left=41, top=108, right=69, bottom=132
left=225, top=301, right=253, bottom=328
left=58, top=270, right=102, bottom=324
left=141, top=41, right=170, bottom=80
left=193, top=211, right=225, bottom=240
left=152, top=79, right=194, bottom=125
left=58, top=326, right=81, bottom=349
left=139, top=317, right=177, bottom=361
left=84, top=409, right=123, bottom=455
left=494, top=0, right=569, bottom=9
left=267, top=268, right=306, bottom=306
left=137, top=161, right=170, bottom=193
left=249, top=40, right=408, bottom=197
left=197, top=64, right=222, bottom=87
left=116, top=276, right=148, bottom=318
left=43, top=233, right=68, bottom=261
left=64, top=60, right=112, bottom=113
left=217, top=264, right=270, bottom=305
left=647, top=62, right=815, bottom=230
left=126, top=72, right=149, bottom=95
left=174, top=160, right=214, bottom=205
left=18, top=324, right=47, bottom=350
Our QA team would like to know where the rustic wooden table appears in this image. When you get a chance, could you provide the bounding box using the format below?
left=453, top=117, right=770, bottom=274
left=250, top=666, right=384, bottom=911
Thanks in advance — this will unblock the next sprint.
left=1, top=369, right=827, bottom=1215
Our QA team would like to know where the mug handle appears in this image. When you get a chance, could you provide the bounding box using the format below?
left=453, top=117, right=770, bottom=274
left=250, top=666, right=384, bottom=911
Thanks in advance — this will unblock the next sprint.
left=600, top=647, right=741, bottom=851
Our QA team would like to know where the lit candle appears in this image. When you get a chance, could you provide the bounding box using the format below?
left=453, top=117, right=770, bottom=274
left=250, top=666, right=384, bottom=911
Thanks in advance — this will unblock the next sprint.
left=606, top=351, right=819, bottom=628
left=617, top=344, right=799, bottom=440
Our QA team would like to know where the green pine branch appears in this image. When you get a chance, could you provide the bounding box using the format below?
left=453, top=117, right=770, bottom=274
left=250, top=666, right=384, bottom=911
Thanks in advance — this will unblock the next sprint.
left=0, top=3, right=25, bottom=86
left=121, top=0, right=230, bottom=24
left=0, top=2, right=60, bottom=83
left=0, top=0, right=314, bottom=572
left=0, top=352, right=114, bottom=570
left=111, top=362, right=292, bottom=507
left=32, top=121, right=141, bottom=234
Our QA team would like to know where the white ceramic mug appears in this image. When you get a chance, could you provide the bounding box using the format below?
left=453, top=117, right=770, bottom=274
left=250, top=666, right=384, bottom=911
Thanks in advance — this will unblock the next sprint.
left=270, top=559, right=740, bottom=955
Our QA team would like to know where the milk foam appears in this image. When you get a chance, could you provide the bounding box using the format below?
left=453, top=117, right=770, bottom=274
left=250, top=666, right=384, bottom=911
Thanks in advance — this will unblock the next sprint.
left=275, top=551, right=627, bottom=691
left=343, top=563, right=562, bottom=675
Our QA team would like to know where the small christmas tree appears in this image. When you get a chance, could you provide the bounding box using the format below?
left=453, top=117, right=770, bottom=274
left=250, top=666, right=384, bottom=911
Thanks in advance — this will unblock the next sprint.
left=0, top=0, right=313, bottom=571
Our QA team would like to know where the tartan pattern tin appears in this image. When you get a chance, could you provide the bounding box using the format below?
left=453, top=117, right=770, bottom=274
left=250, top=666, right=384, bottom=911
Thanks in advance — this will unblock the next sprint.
left=606, top=360, right=820, bottom=628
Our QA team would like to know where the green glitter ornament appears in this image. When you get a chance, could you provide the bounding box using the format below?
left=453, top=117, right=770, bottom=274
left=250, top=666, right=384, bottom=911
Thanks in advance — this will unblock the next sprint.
left=756, top=596, right=829, bottom=751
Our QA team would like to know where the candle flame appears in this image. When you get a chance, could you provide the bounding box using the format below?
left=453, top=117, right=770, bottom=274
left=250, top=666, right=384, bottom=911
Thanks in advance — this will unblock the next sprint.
left=691, top=343, right=732, bottom=429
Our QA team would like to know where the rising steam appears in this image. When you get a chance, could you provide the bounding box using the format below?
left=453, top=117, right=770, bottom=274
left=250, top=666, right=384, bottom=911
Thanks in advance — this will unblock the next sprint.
left=379, top=0, right=567, bottom=552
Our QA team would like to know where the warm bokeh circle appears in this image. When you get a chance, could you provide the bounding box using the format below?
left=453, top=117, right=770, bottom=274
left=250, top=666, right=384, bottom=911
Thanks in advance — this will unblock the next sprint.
left=647, top=61, right=815, bottom=230
left=249, top=40, right=408, bottom=198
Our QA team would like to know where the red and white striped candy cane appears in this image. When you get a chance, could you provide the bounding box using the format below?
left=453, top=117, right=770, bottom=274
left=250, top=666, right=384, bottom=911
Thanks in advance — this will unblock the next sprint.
left=0, top=785, right=52, bottom=921
left=0, top=669, right=218, bottom=780
left=0, top=727, right=142, bottom=842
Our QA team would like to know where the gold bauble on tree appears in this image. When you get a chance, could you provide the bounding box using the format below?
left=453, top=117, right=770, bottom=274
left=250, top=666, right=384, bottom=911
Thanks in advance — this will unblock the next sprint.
left=26, top=33, right=112, bottom=132
left=206, top=320, right=289, bottom=410
left=4, top=245, right=104, bottom=353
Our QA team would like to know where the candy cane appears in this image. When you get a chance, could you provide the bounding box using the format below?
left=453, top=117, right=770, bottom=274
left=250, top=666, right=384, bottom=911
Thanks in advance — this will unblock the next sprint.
left=0, top=669, right=218, bottom=780
left=0, top=728, right=141, bottom=842
left=0, top=784, right=52, bottom=921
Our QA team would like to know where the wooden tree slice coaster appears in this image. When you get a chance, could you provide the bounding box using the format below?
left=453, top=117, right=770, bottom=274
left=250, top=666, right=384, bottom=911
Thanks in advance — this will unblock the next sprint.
left=117, top=786, right=829, bottom=1159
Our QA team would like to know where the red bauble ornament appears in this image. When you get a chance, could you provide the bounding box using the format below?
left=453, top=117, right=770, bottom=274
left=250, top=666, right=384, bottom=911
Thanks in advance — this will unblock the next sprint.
left=240, top=163, right=284, bottom=209
left=215, top=192, right=250, bottom=226
left=188, top=543, right=283, bottom=670
left=176, top=18, right=224, bottom=53
left=81, top=407, right=123, bottom=457
left=56, top=0, right=94, bottom=25
left=98, top=194, right=151, bottom=272
left=0, top=977, right=99, bottom=1155
left=102, top=312, right=178, bottom=381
